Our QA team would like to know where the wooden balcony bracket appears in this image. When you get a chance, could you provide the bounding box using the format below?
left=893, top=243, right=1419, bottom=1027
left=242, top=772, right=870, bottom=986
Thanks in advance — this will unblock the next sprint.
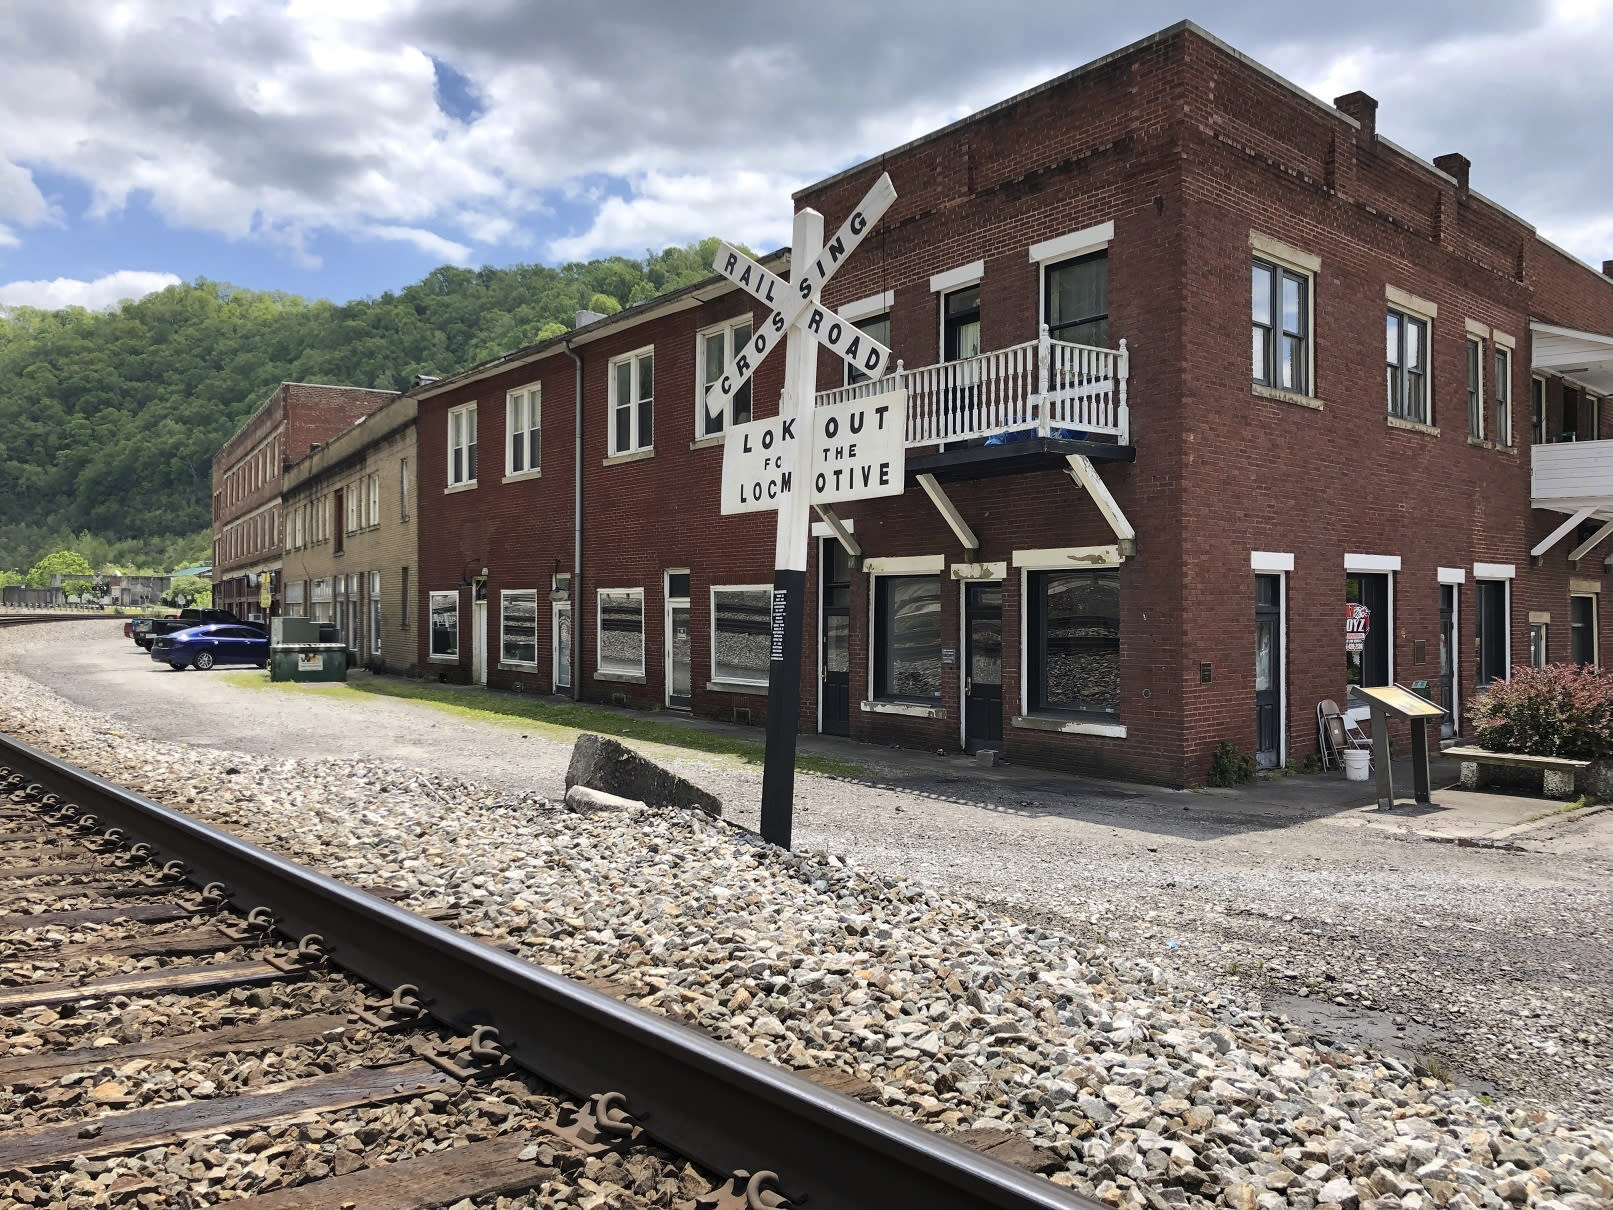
left=813, top=505, right=861, bottom=560
left=1568, top=517, right=1613, bottom=565
left=1530, top=506, right=1596, bottom=560
left=915, top=473, right=980, bottom=560
left=1064, top=454, right=1137, bottom=557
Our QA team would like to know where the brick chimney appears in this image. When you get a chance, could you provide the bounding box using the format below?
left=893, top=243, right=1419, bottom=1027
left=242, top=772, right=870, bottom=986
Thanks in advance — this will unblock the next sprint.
left=1603, top=260, right=1613, bottom=278
left=1334, top=91, right=1378, bottom=143
left=1433, top=153, right=1471, bottom=194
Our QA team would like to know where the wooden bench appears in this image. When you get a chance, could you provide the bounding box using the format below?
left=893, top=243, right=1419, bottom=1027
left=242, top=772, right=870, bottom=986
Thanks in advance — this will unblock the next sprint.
left=1444, top=746, right=1591, bottom=799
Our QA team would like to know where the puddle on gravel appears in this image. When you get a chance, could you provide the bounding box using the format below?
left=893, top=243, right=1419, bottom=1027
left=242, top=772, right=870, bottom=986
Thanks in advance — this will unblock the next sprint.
left=1266, top=991, right=1503, bottom=1101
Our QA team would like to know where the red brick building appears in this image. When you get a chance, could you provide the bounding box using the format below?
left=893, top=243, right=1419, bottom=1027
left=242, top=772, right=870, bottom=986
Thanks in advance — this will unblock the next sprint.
left=211, top=382, right=398, bottom=620
left=409, top=22, right=1613, bottom=786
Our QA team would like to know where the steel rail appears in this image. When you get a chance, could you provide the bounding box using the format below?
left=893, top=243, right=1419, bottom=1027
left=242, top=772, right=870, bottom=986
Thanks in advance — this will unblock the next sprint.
left=0, top=731, right=1103, bottom=1210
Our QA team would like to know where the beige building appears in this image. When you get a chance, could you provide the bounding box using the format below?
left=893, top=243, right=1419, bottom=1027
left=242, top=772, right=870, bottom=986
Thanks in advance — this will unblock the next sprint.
left=281, top=395, right=419, bottom=675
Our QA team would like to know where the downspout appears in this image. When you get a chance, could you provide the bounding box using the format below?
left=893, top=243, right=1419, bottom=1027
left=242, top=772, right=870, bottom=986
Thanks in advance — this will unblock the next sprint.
left=563, top=337, right=584, bottom=701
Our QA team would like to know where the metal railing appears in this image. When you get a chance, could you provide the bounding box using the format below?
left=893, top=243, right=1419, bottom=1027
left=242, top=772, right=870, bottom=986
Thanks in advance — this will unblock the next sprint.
left=816, top=326, right=1129, bottom=448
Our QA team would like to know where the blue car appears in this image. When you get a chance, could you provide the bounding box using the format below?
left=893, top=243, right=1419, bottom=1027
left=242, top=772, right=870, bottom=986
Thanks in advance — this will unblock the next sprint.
left=150, top=623, right=268, bottom=671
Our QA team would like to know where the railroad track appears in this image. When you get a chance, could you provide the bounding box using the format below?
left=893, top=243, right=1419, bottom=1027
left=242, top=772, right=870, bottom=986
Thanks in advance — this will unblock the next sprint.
left=0, top=614, right=115, bottom=629
left=0, top=732, right=1100, bottom=1209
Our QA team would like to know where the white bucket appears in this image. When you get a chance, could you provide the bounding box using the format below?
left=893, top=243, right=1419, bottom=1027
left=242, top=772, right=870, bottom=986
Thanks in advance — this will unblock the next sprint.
left=1342, top=749, right=1371, bottom=781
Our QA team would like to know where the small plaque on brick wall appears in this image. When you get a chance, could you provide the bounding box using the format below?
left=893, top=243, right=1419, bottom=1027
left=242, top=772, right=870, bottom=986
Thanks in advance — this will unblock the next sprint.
left=1412, top=639, right=1427, bottom=665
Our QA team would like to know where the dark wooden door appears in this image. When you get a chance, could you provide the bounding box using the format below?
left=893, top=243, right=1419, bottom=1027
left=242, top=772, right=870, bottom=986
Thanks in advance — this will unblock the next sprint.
left=820, top=540, right=851, bottom=736
left=1254, top=574, right=1281, bottom=768
left=1439, top=586, right=1456, bottom=737
left=964, top=582, right=1003, bottom=750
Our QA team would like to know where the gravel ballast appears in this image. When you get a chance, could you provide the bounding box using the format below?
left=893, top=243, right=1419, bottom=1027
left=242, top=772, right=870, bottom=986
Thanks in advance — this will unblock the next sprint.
left=2, top=638, right=1610, bottom=1207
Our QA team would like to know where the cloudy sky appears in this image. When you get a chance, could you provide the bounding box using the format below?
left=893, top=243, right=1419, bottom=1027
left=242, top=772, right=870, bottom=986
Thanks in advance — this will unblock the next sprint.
left=1, top=1, right=1610, bottom=310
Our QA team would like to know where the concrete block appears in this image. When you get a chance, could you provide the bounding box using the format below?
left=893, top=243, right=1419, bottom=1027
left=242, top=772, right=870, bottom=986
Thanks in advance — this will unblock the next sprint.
left=1459, top=760, right=1481, bottom=790
left=1542, top=767, right=1576, bottom=800
left=565, top=733, right=723, bottom=818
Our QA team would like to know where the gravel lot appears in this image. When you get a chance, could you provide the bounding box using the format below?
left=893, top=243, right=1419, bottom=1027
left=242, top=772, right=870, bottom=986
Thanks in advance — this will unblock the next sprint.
left=4, top=621, right=1611, bottom=1208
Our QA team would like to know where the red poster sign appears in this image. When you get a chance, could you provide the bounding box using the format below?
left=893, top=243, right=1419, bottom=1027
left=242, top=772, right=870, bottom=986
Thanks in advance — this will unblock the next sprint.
left=1345, top=603, right=1371, bottom=653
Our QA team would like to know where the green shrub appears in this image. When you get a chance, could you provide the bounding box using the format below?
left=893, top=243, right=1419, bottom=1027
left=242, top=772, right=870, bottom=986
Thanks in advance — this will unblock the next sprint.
left=1207, top=741, right=1256, bottom=787
left=1468, top=664, right=1613, bottom=760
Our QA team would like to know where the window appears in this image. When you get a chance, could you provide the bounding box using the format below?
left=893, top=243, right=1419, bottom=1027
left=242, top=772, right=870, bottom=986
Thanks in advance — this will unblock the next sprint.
left=400, top=458, right=411, bottom=520
left=285, top=580, right=304, bottom=618
left=1532, top=377, right=1547, bottom=445
left=1251, top=258, right=1308, bottom=393
left=1029, top=569, right=1120, bottom=715
left=333, top=489, right=345, bottom=555
left=698, top=320, right=754, bottom=436
left=845, top=314, right=890, bottom=386
left=609, top=348, right=654, bottom=455
left=1476, top=580, right=1508, bottom=688
left=311, top=578, right=333, bottom=624
left=501, top=590, right=538, bottom=665
left=1047, top=252, right=1109, bottom=349
left=1589, top=396, right=1602, bottom=442
left=429, top=591, right=459, bottom=658
left=1530, top=622, right=1547, bottom=669
left=346, top=484, right=359, bottom=533
left=943, top=286, right=981, bottom=362
left=1494, top=347, right=1512, bottom=446
left=506, top=385, right=541, bottom=475
left=1346, top=573, right=1391, bottom=690
left=711, top=586, right=771, bottom=686
left=369, top=572, right=382, bottom=655
left=1466, top=336, right=1484, bottom=439
left=400, top=567, right=410, bottom=628
left=1572, top=595, right=1597, bottom=667
left=1387, top=308, right=1430, bottom=423
left=448, top=403, right=478, bottom=485
left=367, top=473, right=380, bottom=527
left=597, top=588, right=645, bottom=676
left=873, top=575, right=942, bottom=701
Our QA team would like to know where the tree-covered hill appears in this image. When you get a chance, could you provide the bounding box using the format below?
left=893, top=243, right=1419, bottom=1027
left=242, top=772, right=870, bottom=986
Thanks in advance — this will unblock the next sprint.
left=0, top=240, right=734, bottom=573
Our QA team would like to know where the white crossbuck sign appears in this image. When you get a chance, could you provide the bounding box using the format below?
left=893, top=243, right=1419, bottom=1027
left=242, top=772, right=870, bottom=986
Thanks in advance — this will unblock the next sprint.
left=703, top=172, right=897, bottom=419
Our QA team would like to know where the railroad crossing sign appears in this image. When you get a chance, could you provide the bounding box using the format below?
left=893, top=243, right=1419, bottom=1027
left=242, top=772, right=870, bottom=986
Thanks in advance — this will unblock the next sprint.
left=709, top=173, right=899, bottom=850
left=720, top=392, right=906, bottom=514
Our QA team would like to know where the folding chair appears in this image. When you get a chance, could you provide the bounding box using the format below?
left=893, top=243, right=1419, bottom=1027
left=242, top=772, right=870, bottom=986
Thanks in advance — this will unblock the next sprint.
left=1317, top=698, right=1372, bottom=771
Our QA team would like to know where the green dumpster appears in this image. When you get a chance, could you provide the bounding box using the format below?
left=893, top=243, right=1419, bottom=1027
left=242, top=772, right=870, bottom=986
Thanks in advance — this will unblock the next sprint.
left=269, top=618, right=348, bottom=683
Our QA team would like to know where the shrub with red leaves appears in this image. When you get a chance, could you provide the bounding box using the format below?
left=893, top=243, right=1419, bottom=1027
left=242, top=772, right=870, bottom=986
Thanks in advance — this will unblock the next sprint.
left=1467, top=664, right=1613, bottom=760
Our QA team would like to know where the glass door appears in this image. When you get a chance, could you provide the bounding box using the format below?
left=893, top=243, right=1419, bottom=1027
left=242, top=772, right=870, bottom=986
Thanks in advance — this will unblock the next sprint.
left=820, top=539, right=851, bottom=735
left=553, top=600, right=572, bottom=692
left=666, top=571, right=691, bottom=710
left=1254, top=574, right=1281, bottom=768
left=964, top=581, right=1003, bottom=751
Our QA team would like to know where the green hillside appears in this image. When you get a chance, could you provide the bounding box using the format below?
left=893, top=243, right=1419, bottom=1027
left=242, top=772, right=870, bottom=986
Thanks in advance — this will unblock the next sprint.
left=0, top=240, right=733, bottom=574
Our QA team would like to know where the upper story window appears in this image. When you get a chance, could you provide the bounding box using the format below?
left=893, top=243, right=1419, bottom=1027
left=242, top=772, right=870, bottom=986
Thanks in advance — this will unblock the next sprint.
left=400, top=458, right=411, bottom=520
left=1466, top=336, right=1484, bottom=440
left=1386, top=307, right=1430, bottom=424
left=448, top=403, right=477, bottom=486
left=845, top=313, right=890, bottom=385
left=1251, top=257, right=1308, bottom=394
left=697, top=319, right=754, bottom=437
left=507, top=384, right=541, bottom=475
left=1047, top=252, right=1109, bottom=349
left=366, top=472, right=380, bottom=526
left=1493, top=346, right=1512, bottom=447
left=1532, top=377, right=1547, bottom=444
left=345, top=483, right=359, bottom=534
left=943, top=286, right=980, bottom=362
left=609, top=348, right=654, bottom=456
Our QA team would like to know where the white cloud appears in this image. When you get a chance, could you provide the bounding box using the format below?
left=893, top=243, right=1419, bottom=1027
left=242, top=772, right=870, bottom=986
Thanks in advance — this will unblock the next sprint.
left=360, top=224, right=473, bottom=264
left=0, top=225, right=17, bottom=250
left=0, top=269, right=182, bottom=310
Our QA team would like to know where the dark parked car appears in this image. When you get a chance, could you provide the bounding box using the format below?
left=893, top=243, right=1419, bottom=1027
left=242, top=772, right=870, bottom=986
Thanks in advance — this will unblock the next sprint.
left=134, top=608, right=252, bottom=649
left=150, top=624, right=269, bottom=671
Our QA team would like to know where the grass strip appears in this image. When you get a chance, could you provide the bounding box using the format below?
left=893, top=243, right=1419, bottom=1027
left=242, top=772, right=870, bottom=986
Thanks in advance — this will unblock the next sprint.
left=220, top=671, right=874, bottom=780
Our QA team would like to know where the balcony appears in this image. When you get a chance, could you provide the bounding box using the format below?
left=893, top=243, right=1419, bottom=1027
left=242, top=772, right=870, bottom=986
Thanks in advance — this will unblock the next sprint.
left=816, top=328, right=1130, bottom=451
left=1530, top=440, right=1613, bottom=559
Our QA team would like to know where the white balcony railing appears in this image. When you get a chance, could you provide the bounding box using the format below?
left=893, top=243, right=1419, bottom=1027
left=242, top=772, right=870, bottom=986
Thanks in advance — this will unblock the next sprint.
left=816, top=326, right=1129, bottom=448
left=1532, top=439, right=1613, bottom=511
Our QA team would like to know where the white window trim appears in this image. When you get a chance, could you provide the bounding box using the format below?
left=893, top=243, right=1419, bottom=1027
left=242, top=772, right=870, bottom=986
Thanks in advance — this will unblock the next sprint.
left=838, top=290, right=894, bottom=322
left=929, top=260, right=984, bottom=294
left=596, top=587, right=646, bottom=679
left=709, top=583, right=772, bottom=689
left=809, top=517, right=855, bottom=538
left=369, top=572, right=382, bottom=655
left=694, top=319, right=754, bottom=440
left=499, top=589, right=540, bottom=667
left=1438, top=567, right=1467, bottom=585
left=1531, top=619, right=1549, bottom=669
left=1466, top=333, right=1486, bottom=441
left=863, top=554, right=944, bottom=575
left=1386, top=284, right=1438, bottom=319
left=1345, top=553, right=1402, bottom=573
left=1473, top=577, right=1513, bottom=684
left=1249, top=231, right=1321, bottom=274
left=1474, top=562, right=1516, bottom=580
left=1015, top=565, right=1126, bottom=729
left=428, top=591, right=459, bottom=662
left=1013, top=545, right=1123, bottom=570
left=1029, top=221, right=1114, bottom=266
left=504, top=383, right=542, bottom=479
left=608, top=346, right=655, bottom=456
left=447, top=402, right=477, bottom=489
left=1251, top=551, right=1295, bottom=572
